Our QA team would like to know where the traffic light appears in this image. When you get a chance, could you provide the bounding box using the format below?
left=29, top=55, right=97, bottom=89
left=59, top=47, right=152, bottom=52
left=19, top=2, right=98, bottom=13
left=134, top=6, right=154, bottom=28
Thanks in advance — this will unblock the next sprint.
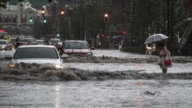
left=104, top=13, right=109, bottom=23
left=43, top=18, right=47, bottom=23
left=121, top=31, right=126, bottom=35
left=56, top=33, right=60, bottom=37
left=61, top=10, right=64, bottom=15
left=41, top=8, right=45, bottom=15
left=29, top=17, right=33, bottom=23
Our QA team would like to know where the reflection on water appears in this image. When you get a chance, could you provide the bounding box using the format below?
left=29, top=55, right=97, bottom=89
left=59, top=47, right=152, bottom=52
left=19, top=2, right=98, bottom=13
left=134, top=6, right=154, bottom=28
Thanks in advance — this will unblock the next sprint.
left=55, top=85, right=60, bottom=108
left=136, top=81, right=145, bottom=108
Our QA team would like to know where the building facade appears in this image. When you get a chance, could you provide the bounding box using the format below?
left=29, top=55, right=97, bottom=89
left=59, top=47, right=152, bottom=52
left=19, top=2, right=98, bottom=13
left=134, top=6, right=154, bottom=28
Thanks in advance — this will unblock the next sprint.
left=0, top=0, right=38, bottom=30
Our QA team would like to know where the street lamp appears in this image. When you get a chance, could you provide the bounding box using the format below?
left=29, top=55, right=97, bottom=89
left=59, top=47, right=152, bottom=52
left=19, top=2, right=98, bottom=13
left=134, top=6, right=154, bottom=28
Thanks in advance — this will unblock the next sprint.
left=61, top=10, right=64, bottom=15
left=65, top=17, right=71, bottom=39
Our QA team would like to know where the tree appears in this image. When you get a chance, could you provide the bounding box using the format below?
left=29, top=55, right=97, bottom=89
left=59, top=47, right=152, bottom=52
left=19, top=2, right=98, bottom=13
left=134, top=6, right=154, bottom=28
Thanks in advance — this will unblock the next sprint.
left=32, top=18, right=53, bottom=39
left=126, top=0, right=189, bottom=52
left=0, top=0, right=9, bottom=9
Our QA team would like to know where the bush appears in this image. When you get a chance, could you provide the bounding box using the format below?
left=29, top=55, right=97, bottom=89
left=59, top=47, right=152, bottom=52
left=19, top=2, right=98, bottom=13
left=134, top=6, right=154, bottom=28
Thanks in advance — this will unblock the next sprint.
left=122, top=46, right=146, bottom=54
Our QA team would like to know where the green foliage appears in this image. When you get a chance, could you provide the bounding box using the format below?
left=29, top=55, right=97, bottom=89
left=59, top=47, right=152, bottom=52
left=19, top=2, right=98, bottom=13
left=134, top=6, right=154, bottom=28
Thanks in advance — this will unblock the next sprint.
left=32, top=18, right=53, bottom=39
left=122, top=46, right=146, bottom=54
left=59, top=0, right=111, bottom=40
left=127, top=0, right=190, bottom=54
left=0, top=0, right=9, bottom=9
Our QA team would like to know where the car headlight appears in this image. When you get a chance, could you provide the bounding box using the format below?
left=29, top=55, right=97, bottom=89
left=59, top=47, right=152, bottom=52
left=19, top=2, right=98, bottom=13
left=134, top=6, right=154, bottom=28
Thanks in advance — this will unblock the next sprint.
left=87, top=52, right=92, bottom=55
left=54, top=64, right=64, bottom=69
left=8, top=61, right=18, bottom=68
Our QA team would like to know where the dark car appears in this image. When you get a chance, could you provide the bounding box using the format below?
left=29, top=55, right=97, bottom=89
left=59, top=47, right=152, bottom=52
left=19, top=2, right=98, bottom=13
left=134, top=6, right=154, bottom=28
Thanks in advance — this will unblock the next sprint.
left=49, top=38, right=62, bottom=50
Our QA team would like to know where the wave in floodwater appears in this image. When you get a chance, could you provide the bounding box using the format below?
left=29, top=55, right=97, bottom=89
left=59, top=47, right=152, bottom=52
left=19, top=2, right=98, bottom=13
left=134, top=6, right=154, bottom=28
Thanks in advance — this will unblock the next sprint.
left=64, top=55, right=192, bottom=63
left=1, top=55, right=192, bottom=63
left=0, top=63, right=192, bottom=81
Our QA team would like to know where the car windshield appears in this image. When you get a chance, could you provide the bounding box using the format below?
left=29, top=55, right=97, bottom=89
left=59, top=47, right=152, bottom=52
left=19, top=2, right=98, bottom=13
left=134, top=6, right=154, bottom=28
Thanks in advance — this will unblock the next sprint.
left=65, top=42, right=88, bottom=49
left=0, top=41, right=6, bottom=44
left=14, top=47, right=59, bottom=59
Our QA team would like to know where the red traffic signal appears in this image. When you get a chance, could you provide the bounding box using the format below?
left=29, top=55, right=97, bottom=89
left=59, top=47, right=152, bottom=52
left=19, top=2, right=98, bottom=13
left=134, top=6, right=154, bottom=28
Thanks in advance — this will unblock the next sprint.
left=122, top=31, right=126, bottom=35
left=104, top=13, right=109, bottom=23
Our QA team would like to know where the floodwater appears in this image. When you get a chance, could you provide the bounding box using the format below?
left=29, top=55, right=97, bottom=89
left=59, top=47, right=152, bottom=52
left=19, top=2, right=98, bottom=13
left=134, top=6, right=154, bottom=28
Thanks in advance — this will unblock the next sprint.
left=1, top=80, right=192, bottom=108
left=0, top=49, right=192, bottom=108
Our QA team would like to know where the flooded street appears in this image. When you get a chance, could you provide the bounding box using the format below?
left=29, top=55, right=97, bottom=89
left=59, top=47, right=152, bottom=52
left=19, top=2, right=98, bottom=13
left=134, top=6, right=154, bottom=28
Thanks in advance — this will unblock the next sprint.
left=0, top=49, right=192, bottom=108
left=1, top=80, right=192, bottom=108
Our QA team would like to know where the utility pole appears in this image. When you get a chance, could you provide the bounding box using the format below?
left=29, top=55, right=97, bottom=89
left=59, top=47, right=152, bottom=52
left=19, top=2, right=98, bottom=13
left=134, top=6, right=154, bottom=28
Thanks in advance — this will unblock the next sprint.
left=52, top=0, right=58, bottom=38
left=65, top=17, right=70, bottom=39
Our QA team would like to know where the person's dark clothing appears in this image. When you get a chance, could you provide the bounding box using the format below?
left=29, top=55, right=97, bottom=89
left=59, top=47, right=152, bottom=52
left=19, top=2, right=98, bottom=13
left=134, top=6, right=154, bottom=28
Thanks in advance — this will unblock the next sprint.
left=15, top=37, right=20, bottom=49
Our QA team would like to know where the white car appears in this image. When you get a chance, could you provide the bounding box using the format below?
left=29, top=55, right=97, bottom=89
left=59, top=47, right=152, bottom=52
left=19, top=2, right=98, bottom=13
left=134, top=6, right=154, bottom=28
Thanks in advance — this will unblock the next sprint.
left=5, top=45, right=68, bottom=69
left=0, top=39, right=12, bottom=50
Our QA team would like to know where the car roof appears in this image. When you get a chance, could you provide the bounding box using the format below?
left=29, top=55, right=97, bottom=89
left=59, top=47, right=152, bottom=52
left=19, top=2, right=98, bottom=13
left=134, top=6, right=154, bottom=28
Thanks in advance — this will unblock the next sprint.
left=21, top=38, right=34, bottom=39
left=0, top=39, right=7, bottom=41
left=65, top=40, right=87, bottom=42
left=36, top=39, right=44, bottom=41
left=50, top=38, right=60, bottom=40
left=18, top=45, right=55, bottom=48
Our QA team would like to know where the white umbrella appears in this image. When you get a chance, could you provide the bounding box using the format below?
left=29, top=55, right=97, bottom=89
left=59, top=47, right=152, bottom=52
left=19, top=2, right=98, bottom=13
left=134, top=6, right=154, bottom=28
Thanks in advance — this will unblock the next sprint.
left=144, top=34, right=168, bottom=44
left=112, top=36, right=118, bottom=39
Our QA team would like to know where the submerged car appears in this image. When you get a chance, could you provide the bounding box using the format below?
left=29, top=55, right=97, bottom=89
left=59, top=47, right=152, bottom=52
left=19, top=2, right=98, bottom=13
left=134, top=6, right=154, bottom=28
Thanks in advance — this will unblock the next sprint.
left=36, top=39, right=45, bottom=45
left=20, top=38, right=37, bottom=45
left=5, top=45, right=68, bottom=69
left=49, top=38, right=62, bottom=50
left=0, top=39, right=12, bottom=50
left=63, top=40, right=94, bottom=56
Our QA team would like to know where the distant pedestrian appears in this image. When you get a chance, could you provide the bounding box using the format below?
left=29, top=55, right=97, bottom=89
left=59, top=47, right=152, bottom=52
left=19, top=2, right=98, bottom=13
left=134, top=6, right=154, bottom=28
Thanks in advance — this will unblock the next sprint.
left=7, top=35, right=11, bottom=43
left=58, top=41, right=64, bottom=56
left=0, top=35, right=4, bottom=39
left=15, top=36, right=20, bottom=49
left=157, top=42, right=172, bottom=73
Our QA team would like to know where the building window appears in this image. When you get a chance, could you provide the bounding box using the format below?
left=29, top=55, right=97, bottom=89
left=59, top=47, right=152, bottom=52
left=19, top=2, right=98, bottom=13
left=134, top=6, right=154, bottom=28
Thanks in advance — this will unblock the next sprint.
left=13, top=17, right=16, bottom=23
left=29, top=11, right=32, bottom=14
left=27, top=4, right=29, bottom=7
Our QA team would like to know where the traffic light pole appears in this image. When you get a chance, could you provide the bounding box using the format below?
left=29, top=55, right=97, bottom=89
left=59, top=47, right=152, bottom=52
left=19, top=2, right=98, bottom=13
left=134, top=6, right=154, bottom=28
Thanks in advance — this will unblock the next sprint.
left=65, top=17, right=71, bottom=39
left=54, top=2, right=57, bottom=38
